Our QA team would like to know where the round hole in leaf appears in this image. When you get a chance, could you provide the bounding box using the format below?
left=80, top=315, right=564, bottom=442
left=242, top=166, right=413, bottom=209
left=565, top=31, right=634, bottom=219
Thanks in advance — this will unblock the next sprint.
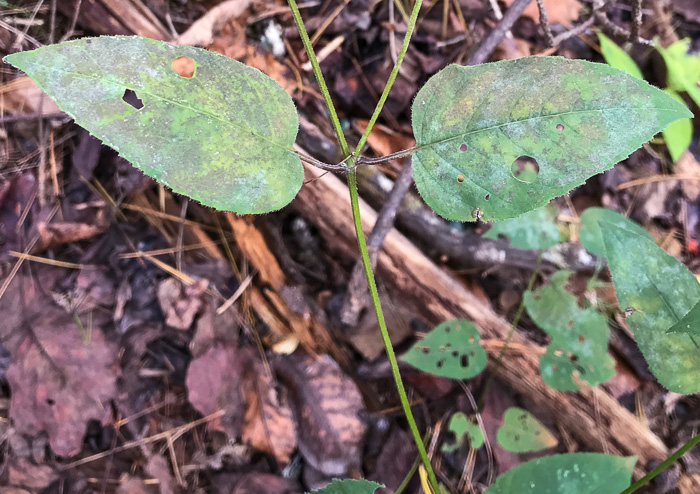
left=457, top=174, right=465, bottom=183
left=556, top=123, right=565, bottom=131
left=460, top=143, right=468, bottom=152
left=485, top=194, right=490, bottom=201
left=422, top=346, right=430, bottom=354
left=460, top=354, right=470, bottom=367
left=437, top=358, right=445, bottom=368
left=171, top=56, right=196, bottom=78
left=452, top=350, right=459, bottom=357
left=510, top=155, right=540, bottom=184
left=122, top=89, right=144, bottom=110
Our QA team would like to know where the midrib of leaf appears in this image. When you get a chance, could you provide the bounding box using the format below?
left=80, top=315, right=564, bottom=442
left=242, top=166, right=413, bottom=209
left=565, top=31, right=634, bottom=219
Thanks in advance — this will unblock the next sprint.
left=416, top=105, right=684, bottom=151
left=48, top=67, right=293, bottom=152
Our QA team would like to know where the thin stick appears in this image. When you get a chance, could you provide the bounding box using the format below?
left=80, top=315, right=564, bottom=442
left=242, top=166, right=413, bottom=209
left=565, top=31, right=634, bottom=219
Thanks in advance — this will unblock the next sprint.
left=630, top=0, right=642, bottom=43
left=535, top=0, right=555, bottom=47
left=467, top=0, right=533, bottom=65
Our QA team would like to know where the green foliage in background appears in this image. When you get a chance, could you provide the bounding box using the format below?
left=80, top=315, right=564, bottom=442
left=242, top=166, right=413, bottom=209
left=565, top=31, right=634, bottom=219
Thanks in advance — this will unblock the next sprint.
left=496, top=407, right=558, bottom=453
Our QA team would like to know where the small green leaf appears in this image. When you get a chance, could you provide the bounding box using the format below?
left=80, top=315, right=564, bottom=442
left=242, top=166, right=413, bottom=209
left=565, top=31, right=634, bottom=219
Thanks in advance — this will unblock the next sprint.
left=443, top=412, right=484, bottom=452
left=401, top=319, right=487, bottom=379
left=657, top=38, right=700, bottom=107
left=411, top=57, right=691, bottom=221
left=483, top=205, right=562, bottom=249
left=524, top=270, right=615, bottom=391
left=597, top=31, right=643, bottom=79
left=497, top=407, right=558, bottom=453
left=309, top=479, right=383, bottom=494
left=601, top=223, right=700, bottom=393
left=578, top=207, right=651, bottom=257
left=662, top=89, right=692, bottom=162
left=4, top=36, right=302, bottom=214
left=484, top=453, right=636, bottom=494
left=667, top=299, right=700, bottom=335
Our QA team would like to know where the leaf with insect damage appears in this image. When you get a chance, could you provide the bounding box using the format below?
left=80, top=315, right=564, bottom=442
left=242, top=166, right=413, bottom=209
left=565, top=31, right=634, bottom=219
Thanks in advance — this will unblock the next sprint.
left=4, top=36, right=302, bottom=213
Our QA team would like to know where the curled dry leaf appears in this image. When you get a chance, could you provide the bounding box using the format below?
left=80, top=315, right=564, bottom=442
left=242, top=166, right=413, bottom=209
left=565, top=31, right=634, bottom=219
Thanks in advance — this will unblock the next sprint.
left=157, top=277, right=208, bottom=330
left=6, top=311, right=119, bottom=457
left=241, top=351, right=296, bottom=464
left=275, top=352, right=368, bottom=476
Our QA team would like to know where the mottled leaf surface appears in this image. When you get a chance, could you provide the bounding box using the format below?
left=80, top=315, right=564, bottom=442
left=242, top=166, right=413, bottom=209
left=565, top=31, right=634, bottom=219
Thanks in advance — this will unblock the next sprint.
left=309, top=479, right=382, bottom=494
left=497, top=407, right=558, bottom=453
left=443, top=412, right=484, bottom=452
left=601, top=223, right=700, bottom=393
left=578, top=207, right=651, bottom=257
left=483, top=205, right=562, bottom=249
left=4, top=36, right=302, bottom=213
left=484, top=453, right=636, bottom=494
left=411, top=57, right=690, bottom=221
left=524, top=270, right=615, bottom=391
left=401, top=319, right=487, bottom=379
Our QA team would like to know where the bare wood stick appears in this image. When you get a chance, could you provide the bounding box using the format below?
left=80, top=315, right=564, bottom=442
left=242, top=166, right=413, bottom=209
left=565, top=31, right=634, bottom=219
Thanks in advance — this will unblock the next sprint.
left=535, top=0, right=555, bottom=46
left=467, top=0, right=533, bottom=65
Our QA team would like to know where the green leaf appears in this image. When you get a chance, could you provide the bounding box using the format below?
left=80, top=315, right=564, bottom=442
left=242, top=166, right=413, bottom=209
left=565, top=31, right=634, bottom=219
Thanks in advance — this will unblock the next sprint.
left=484, top=453, right=636, bottom=494
left=3, top=36, right=302, bottom=214
left=483, top=205, right=562, bottom=249
left=657, top=38, right=700, bottom=108
left=597, top=31, right=643, bottom=79
left=601, top=223, right=700, bottom=393
left=497, top=407, right=558, bottom=453
left=667, top=299, right=700, bottom=335
left=578, top=207, right=651, bottom=257
left=662, top=89, right=692, bottom=162
left=411, top=57, right=691, bottom=221
left=309, top=479, right=383, bottom=494
left=401, top=319, right=487, bottom=379
left=524, top=270, right=615, bottom=391
left=443, top=412, right=484, bottom=452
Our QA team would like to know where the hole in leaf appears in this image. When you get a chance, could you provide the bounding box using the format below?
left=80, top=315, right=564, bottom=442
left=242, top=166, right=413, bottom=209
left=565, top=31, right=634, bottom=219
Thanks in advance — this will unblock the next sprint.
left=460, top=143, right=468, bottom=152
left=485, top=194, right=490, bottom=201
left=556, top=123, right=565, bottom=131
left=46, top=398, right=55, bottom=406
left=578, top=334, right=586, bottom=343
left=122, top=89, right=144, bottom=110
left=437, top=358, right=445, bottom=368
left=460, top=354, right=469, bottom=367
left=452, top=350, right=459, bottom=357
left=457, top=174, right=465, bottom=183
left=514, top=434, right=520, bottom=441
left=172, top=56, right=196, bottom=78
left=421, top=346, right=430, bottom=354
left=510, top=156, right=540, bottom=184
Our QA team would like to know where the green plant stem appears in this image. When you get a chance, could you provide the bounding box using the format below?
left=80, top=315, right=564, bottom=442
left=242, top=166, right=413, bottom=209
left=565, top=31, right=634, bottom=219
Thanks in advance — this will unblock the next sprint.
left=353, top=0, right=422, bottom=156
left=287, top=0, right=350, bottom=156
left=287, top=1, right=439, bottom=492
left=621, top=430, right=700, bottom=494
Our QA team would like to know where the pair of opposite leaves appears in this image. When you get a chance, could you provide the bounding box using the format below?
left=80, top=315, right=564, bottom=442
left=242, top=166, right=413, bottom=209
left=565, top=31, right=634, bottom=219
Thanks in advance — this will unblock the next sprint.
left=4, top=36, right=691, bottom=220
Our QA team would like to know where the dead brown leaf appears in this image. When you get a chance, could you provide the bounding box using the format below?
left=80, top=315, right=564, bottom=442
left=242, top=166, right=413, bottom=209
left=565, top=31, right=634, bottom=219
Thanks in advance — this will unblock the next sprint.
left=6, top=311, right=119, bottom=457
left=504, top=0, right=581, bottom=24
left=241, top=351, right=296, bottom=464
left=157, top=277, right=208, bottom=330
left=275, top=352, right=367, bottom=476
left=186, top=342, right=245, bottom=438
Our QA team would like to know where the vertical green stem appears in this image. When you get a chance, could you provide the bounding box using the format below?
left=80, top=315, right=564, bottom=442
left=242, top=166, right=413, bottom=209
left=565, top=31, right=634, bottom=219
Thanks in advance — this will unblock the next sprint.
left=287, top=0, right=350, bottom=156
left=288, top=1, right=439, bottom=492
left=621, top=430, right=700, bottom=494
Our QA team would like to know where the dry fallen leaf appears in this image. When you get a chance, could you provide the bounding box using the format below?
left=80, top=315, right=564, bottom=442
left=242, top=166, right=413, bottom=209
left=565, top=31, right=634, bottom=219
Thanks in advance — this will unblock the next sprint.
left=275, top=352, right=367, bottom=476
left=504, top=0, right=581, bottom=24
left=186, top=342, right=245, bottom=438
left=6, top=311, right=119, bottom=457
left=157, top=277, right=208, bottom=330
